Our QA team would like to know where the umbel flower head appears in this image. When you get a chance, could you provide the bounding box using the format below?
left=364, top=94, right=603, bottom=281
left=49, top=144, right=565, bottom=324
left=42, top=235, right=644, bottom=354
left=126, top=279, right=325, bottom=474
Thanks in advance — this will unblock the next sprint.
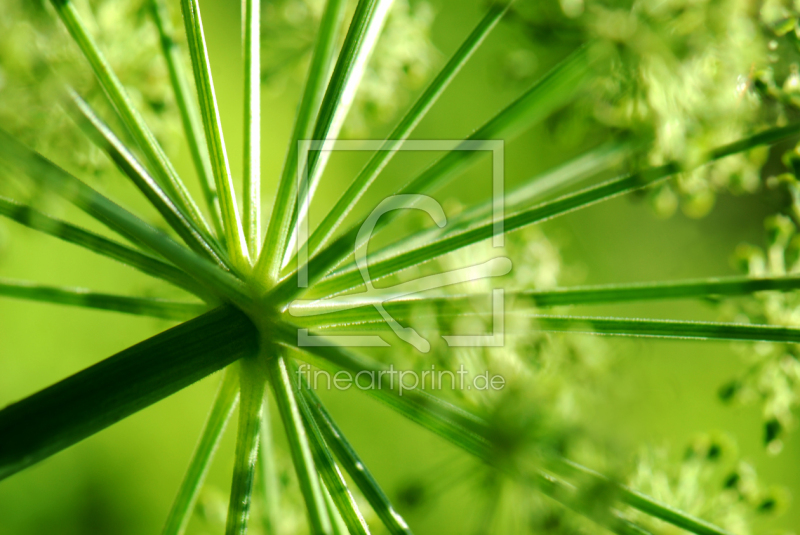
left=0, top=0, right=798, bottom=534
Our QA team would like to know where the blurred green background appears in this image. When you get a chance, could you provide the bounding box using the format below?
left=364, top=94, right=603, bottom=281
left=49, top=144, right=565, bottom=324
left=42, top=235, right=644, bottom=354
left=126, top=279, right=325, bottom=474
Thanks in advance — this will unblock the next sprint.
left=0, top=0, right=798, bottom=533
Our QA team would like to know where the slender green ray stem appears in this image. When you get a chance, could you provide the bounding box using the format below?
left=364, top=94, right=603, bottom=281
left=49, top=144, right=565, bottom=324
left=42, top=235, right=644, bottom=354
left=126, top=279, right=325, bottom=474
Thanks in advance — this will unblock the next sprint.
left=267, top=354, right=333, bottom=535
left=226, top=358, right=268, bottom=535
left=300, top=312, right=800, bottom=344
left=179, top=0, right=250, bottom=267
left=163, top=368, right=240, bottom=535
left=243, top=0, right=261, bottom=256
left=0, top=130, right=251, bottom=306
left=64, top=90, right=230, bottom=267
left=272, top=47, right=594, bottom=301
left=306, top=0, right=514, bottom=256
left=289, top=361, right=371, bottom=535
left=300, top=384, right=414, bottom=535
left=49, top=0, right=215, bottom=240
left=148, top=0, right=222, bottom=235
left=323, top=483, right=350, bottom=535
left=257, top=393, right=280, bottom=535
left=0, top=278, right=207, bottom=320
left=287, top=0, right=396, bottom=260
left=297, top=122, right=800, bottom=301
left=0, top=306, right=258, bottom=481
left=253, top=0, right=353, bottom=285
left=287, top=273, right=800, bottom=327
left=277, top=326, right=734, bottom=535
left=0, top=195, right=212, bottom=299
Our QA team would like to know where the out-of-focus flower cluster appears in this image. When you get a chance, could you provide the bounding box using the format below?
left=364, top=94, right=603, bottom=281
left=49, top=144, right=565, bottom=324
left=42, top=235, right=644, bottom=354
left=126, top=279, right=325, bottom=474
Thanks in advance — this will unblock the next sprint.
left=260, top=0, right=438, bottom=136
left=0, top=0, right=177, bottom=185
left=719, top=209, right=800, bottom=454
left=621, top=433, right=788, bottom=534
left=505, top=0, right=800, bottom=218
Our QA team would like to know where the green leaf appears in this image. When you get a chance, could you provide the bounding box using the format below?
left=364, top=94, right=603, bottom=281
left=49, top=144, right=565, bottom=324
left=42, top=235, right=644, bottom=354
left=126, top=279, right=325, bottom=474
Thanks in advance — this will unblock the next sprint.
left=0, top=278, right=207, bottom=320
left=49, top=0, right=215, bottom=242
left=290, top=360, right=371, bottom=535
left=0, top=195, right=211, bottom=299
left=304, top=123, right=800, bottom=300
left=226, top=358, right=268, bottom=535
left=300, top=383, right=414, bottom=535
left=0, top=306, right=258, bottom=481
left=179, top=0, right=250, bottom=267
left=242, top=0, right=261, bottom=256
left=162, top=368, right=240, bottom=535
left=64, top=89, right=229, bottom=268
left=147, top=0, right=223, bottom=236
left=0, top=130, right=251, bottom=305
left=266, top=353, right=333, bottom=535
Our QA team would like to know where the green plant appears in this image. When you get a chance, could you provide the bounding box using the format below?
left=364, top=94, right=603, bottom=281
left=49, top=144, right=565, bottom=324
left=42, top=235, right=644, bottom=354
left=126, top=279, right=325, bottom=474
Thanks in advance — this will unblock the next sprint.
left=0, top=0, right=797, bottom=534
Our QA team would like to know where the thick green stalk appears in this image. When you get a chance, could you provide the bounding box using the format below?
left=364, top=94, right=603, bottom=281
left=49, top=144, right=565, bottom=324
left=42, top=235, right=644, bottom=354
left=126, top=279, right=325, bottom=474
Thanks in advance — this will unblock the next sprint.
left=0, top=195, right=211, bottom=299
left=65, top=90, right=229, bottom=267
left=49, top=0, right=215, bottom=240
left=252, top=0, right=359, bottom=284
left=323, top=483, right=351, bottom=535
left=0, top=131, right=251, bottom=306
left=302, top=122, right=800, bottom=300
left=226, top=358, right=268, bottom=535
left=162, top=368, right=240, bottom=535
left=148, top=0, right=222, bottom=235
left=301, top=385, right=414, bottom=535
left=0, top=278, right=207, bottom=320
left=304, top=0, right=514, bottom=256
left=266, top=354, right=333, bottom=535
left=290, top=361, right=371, bottom=535
left=179, top=0, right=250, bottom=267
left=243, top=0, right=261, bottom=256
left=0, top=306, right=257, bottom=481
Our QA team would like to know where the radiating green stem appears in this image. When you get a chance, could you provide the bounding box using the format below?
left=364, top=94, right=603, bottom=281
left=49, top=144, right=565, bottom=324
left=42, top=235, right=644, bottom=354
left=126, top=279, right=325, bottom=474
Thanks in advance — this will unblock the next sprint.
left=64, top=89, right=229, bottom=267
left=49, top=0, right=215, bottom=241
left=148, top=0, right=222, bottom=235
left=226, top=358, right=268, bottom=535
left=271, top=46, right=595, bottom=301
left=0, top=130, right=251, bottom=306
left=323, top=482, right=351, bottom=535
left=0, top=306, right=257, bottom=481
left=0, top=195, right=211, bottom=299
left=287, top=0, right=400, bottom=261
left=253, top=0, right=351, bottom=285
left=305, top=0, right=515, bottom=256
left=300, top=383, right=414, bottom=535
left=179, top=0, right=250, bottom=267
left=257, top=394, right=280, bottom=535
left=163, top=368, right=240, bottom=535
left=290, top=361, right=371, bottom=535
left=266, top=354, right=333, bottom=535
left=243, top=0, right=261, bottom=256
left=276, top=324, right=739, bottom=535
left=0, top=278, right=207, bottom=320
left=301, top=122, right=800, bottom=300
